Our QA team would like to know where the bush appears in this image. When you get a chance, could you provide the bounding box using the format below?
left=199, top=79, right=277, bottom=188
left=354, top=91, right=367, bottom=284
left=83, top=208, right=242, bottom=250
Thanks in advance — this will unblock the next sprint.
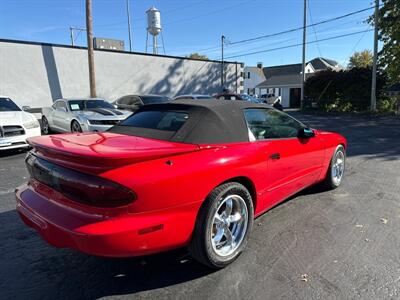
left=305, top=68, right=388, bottom=112
left=377, top=96, right=399, bottom=113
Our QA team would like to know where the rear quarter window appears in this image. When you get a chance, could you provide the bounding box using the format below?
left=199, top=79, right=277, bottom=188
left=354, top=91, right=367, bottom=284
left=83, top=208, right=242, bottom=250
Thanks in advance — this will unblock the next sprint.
left=120, top=111, right=189, bottom=132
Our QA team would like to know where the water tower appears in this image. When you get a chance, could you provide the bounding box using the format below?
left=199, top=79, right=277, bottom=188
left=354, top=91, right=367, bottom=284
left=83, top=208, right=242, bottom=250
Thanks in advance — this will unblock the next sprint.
left=146, top=6, right=165, bottom=54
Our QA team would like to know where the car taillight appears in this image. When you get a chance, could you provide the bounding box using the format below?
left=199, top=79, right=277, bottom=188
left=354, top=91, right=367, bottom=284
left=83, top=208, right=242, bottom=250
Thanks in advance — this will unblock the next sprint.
left=26, top=153, right=135, bottom=207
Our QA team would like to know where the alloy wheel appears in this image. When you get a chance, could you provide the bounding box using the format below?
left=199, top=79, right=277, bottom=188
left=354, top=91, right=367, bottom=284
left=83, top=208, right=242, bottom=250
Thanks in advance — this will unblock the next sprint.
left=211, top=194, right=248, bottom=257
left=332, top=150, right=345, bottom=185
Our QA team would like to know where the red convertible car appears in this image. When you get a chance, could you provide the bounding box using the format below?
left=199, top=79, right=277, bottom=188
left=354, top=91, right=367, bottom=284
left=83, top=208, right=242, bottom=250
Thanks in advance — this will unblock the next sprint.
left=16, top=100, right=346, bottom=268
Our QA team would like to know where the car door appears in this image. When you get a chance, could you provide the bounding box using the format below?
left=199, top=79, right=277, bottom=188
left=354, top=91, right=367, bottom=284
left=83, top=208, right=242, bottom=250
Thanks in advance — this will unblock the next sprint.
left=245, top=108, right=325, bottom=209
left=53, top=100, right=69, bottom=132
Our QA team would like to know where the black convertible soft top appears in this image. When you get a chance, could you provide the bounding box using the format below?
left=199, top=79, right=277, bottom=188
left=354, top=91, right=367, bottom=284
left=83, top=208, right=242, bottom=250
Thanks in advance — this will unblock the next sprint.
left=109, top=99, right=271, bottom=144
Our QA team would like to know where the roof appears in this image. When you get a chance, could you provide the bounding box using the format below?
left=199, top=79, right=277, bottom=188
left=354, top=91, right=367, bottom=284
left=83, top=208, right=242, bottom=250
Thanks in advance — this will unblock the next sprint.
left=256, top=73, right=314, bottom=88
left=262, top=63, right=303, bottom=79
left=308, top=57, right=339, bottom=71
left=174, top=94, right=212, bottom=98
left=109, top=99, right=271, bottom=144
left=257, top=74, right=302, bottom=88
left=59, top=98, right=106, bottom=101
left=255, top=57, right=339, bottom=88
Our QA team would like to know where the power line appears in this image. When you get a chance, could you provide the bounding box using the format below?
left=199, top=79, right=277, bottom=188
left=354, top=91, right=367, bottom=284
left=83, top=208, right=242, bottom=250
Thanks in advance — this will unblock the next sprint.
left=190, top=6, right=375, bottom=56
left=307, top=0, right=322, bottom=57
left=196, top=17, right=367, bottom=57
left=95, top=2, right=199, bottom=28
left=163, top=0, right=254, bottom=26
left=207, top=24, right=367, bottom=59
left=224, top=28, right=373, bottom=59
left=227, top=5, right=377, bottom=46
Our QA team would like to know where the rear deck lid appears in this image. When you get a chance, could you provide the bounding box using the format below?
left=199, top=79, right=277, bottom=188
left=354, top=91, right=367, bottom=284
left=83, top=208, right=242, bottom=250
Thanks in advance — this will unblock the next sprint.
left=28, top=132, right=200, bottom=173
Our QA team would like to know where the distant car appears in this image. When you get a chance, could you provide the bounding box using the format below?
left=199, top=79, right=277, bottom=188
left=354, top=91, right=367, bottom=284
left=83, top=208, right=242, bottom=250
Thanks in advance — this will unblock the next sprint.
left=41, top=98, right=131, bottom=134
left=214, top=93, right=245, bottom=101
left=240, top=94, right=261, bottom=103
left=260, top=94, right=277, bottom=104
left=114, top=94, right=170, bottom=112
left=173, top=94, right=214, bottom=100
left=0, top=96, right=41, bottom=150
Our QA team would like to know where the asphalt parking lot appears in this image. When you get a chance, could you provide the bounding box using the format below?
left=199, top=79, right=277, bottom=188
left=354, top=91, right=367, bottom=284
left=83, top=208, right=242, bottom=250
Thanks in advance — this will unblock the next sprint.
left=1, top=112, right=400, bottom=300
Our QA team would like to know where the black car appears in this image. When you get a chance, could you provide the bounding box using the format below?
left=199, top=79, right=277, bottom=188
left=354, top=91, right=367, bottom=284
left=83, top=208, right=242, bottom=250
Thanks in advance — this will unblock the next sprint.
left=114, top=94, right=171, bottom=112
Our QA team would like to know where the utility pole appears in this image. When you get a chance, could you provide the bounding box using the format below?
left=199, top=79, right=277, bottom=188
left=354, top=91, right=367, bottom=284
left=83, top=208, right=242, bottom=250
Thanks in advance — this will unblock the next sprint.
left=70, top=26, right=74, bottom=46
left=69, top=26, right=86, bottom=46
left=301, top=0, right=307, bottom=109
left=221, top=35, right=225, bottom=91
left=86, top=0, right=96, bottom=98
left=126, top=0, right=132, bottom=52
left=371, top=0, right=379, bottom=111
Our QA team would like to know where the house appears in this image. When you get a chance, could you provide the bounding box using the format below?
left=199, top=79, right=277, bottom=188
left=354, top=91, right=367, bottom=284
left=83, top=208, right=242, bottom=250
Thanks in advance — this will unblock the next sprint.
left=243, top=63, right=267, bottom=96
left=244, top=57, right=340, bottom=108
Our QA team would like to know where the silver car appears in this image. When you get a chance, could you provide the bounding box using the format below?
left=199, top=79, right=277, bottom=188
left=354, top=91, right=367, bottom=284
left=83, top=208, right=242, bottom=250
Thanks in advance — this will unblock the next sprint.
left=41, top=98, right=131, bottom=134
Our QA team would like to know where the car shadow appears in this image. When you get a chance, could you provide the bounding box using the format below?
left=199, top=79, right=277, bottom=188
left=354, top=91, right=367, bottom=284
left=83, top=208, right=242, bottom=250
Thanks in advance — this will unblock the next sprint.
left=1, top=181, right=330, bottom=299
left=0, top=148, right=29, bottom=158
left=0, top=209, right=215, bottom=299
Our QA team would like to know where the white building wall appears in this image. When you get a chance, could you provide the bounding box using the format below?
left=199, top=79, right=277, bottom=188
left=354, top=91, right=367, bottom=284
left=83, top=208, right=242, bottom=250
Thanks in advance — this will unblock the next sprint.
left=305, top=63, right=314, bottom=74
left=243, top=67, right=265, bottom=95
left=0, top=40, right=242, bottom=108
left=281, top=87, right=290, bottom=108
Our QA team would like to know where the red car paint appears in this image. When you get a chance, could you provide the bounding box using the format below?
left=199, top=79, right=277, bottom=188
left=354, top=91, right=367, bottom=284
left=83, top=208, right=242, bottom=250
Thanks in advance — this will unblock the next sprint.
left=16, top=130, right=346, bottom=257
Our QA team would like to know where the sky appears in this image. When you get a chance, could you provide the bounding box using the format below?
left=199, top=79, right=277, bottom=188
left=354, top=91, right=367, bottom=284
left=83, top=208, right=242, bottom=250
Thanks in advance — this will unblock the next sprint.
left=0, top=0, right=378, bottom=67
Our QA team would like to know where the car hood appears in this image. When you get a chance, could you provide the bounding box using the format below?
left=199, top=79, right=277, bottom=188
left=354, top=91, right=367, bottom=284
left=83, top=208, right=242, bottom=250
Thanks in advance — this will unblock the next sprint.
left=27, top=132, right=200, bottom=174
left=74, top=108, right=131, bottom=120
left=0, top=111, right=35, bottom=126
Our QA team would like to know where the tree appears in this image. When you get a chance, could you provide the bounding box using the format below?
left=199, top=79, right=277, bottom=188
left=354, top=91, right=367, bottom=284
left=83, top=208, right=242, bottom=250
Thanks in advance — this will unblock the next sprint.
left=369, top=0, right=400, bottom=83
left=187, top=53, right=209, bottom=60
left=348, top=50, right=373, bottom=68
left=305, top=68, right=388, bottom=112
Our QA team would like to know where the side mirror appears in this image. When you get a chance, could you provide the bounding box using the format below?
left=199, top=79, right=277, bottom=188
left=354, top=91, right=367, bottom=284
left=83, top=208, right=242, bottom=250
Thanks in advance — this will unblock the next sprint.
left=298, top=127, right=315, bottom=139
left=22, top=106, right=31, bottom=112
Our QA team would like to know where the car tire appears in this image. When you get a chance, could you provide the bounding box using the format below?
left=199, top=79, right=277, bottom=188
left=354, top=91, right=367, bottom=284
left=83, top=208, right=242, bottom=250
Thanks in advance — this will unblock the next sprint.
left=71, top=120, right=82, bottom=133
left=322, top=145, right=346, bottom=189
left=41, top=116, right=51, bottom=135
left=189, top=182, right=254, bottom=269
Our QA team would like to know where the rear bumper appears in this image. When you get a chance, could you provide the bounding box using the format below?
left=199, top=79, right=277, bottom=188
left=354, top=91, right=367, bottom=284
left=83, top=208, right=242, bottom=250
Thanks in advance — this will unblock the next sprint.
left=16, top=183, right=200, bottom=257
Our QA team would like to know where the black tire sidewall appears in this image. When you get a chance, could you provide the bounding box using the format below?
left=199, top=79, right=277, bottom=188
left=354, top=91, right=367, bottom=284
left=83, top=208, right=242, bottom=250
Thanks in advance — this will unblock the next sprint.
left=41, top=116, right=49, bottom=134
left=71, top=120, right=82, bottom=133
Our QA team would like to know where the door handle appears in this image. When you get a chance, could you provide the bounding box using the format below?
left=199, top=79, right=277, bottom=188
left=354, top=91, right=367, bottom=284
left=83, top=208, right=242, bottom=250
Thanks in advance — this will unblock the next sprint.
left=270, top=153, right=281, bottom=160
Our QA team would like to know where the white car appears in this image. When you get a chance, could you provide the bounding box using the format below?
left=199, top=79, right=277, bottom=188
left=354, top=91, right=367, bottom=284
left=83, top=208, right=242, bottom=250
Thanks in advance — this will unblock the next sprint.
left=0, top=96, right=41, bottom=150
